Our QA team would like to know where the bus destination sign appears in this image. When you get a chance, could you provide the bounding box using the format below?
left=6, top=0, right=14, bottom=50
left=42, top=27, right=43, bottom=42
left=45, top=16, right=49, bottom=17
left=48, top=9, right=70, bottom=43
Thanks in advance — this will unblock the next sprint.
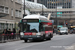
left=22, top=19, right=39, bottom=22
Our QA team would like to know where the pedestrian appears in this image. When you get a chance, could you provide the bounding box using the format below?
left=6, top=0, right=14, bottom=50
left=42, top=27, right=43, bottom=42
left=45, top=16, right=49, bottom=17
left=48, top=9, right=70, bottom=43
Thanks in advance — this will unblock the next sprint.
left=53, top=28, right=54, bottom=33
left=3, top=29, right=8, bottom=40
left=19, top=29, right=21, bottom=34
left=8, top=29, right=11, bottom=39
left=19, top=29, right=21, bottom=37
left=12, top=28, right=16, bottom=39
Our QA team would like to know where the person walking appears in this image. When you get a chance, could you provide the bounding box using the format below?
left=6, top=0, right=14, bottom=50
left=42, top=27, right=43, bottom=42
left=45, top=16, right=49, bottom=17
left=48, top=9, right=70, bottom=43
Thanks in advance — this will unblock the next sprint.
left=3, top=29, right=8, bottom=40
left=19, top=29, right=21, bottom=37
left=12, top=28, right=16, bottom=39
left=8, top=29, right=12, bottom=39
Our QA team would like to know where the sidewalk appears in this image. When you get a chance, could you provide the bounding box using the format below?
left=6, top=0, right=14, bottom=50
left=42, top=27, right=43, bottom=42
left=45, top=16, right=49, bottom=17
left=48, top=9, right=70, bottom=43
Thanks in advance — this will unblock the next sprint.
left=0, top=38, right=20, bottom=43
left=0, top=34, right=20, bottom=43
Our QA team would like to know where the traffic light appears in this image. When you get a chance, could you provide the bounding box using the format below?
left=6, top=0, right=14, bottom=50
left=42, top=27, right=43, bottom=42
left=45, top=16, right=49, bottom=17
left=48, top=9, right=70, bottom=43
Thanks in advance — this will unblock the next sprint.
left=66, top=23, right=67, bottom=25
left=66, top=23, right=68, bottom=26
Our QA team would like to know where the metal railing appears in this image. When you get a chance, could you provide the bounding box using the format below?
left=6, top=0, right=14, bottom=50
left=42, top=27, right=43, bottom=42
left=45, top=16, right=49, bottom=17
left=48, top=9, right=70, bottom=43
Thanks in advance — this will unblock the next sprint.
left=0, top=33, right=20, bottom=43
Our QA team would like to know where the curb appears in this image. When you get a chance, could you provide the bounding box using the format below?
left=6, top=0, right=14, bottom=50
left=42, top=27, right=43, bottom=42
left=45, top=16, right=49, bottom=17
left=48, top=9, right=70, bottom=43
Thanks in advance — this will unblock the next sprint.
left=0, top=39, right=20, bottom=43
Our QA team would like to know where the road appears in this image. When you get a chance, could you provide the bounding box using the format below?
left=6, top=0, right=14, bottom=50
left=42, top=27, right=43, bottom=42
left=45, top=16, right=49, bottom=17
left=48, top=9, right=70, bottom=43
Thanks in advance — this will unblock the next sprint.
left=0, top=34, right=75, bottom=50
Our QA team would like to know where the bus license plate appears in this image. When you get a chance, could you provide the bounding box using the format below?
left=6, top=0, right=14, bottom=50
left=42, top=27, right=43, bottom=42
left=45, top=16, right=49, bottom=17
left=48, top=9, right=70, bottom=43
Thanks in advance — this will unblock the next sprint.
left=28, top=38, right=33, bottom=40
left=46, top=34, right=48, bottom=37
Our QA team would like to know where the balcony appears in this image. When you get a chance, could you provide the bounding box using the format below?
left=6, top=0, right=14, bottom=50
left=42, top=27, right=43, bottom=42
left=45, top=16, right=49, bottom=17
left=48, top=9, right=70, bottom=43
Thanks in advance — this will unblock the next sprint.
left=0, top=12, right=8, bottom=17
left=0, top=6, right=9, bottom=17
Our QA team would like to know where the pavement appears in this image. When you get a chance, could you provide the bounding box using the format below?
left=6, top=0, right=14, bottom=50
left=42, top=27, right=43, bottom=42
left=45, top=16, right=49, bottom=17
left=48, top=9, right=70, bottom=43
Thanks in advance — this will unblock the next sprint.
left=0, top=34, right=75, bottom=50
left=0, top=38, right=20, bottom=43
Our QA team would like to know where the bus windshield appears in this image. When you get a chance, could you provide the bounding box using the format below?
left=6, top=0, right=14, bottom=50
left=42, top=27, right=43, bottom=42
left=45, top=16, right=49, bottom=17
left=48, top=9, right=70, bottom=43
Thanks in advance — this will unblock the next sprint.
left=22, top=23, right=39, bottom=33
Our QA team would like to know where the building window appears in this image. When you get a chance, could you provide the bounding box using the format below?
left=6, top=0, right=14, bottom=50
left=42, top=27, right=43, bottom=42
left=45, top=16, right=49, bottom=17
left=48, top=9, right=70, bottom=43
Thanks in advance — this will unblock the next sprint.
left=11, top=0, right=13, bottom=1
left=16, top=0, right=22, bottom=4
left=15, top=10, right=19, bottom=17
left=18, top=0, right=21, bottom=3
left=19, top=11, right=21, bottom=17
left=11, top=9, right=13, bottom=16
left=0, top=6, right=4, bottom=13
left=5, top=7, right=9, bottom=14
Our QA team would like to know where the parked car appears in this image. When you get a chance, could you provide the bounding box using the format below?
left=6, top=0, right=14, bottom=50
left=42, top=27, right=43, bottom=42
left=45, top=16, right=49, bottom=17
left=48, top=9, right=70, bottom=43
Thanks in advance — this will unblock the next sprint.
left=59, top=27, right=68, bottom=35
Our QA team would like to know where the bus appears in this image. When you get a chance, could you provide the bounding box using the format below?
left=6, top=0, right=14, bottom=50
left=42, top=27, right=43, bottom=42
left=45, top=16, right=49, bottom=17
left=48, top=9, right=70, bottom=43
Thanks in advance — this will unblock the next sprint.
left=18, top=15, right=53, bottom=42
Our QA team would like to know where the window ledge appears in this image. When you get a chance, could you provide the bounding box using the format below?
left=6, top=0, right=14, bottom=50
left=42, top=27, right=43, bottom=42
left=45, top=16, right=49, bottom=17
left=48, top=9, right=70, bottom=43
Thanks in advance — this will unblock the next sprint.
left=15, top=16, right=22, bottom=19
left=15, top=2, right=22, bottom=5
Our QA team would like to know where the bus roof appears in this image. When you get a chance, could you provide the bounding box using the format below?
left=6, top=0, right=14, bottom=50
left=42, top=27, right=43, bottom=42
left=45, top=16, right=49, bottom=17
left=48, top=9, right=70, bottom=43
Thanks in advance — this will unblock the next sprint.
left=22, top=14, right=52, bottom=23
left=23, top=14, right=48, bottom=20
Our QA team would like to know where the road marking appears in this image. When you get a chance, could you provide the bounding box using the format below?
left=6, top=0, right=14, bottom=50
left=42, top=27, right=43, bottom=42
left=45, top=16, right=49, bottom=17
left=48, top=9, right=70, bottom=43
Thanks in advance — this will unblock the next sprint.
left=65, top=44, right=75, bottom=50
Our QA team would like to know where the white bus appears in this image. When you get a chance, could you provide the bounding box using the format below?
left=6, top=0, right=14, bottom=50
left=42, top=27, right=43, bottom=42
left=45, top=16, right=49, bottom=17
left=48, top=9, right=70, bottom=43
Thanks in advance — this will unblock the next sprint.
left=18, top=15, right=53, bottom=42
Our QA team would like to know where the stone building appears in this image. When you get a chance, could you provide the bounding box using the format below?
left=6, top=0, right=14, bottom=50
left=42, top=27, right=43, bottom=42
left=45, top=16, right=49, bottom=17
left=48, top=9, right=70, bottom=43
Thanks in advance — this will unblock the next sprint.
left=0, top=0, right=22, bottom=33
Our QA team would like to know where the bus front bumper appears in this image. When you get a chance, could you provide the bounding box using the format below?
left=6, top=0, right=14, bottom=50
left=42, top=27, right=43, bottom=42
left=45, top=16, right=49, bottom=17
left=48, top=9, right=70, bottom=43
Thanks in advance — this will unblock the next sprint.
left=20, top=35, right=43, bottom=40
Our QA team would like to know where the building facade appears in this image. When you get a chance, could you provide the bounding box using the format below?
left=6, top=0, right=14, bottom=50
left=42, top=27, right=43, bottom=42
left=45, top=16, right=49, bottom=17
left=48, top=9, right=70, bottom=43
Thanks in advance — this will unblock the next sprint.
left=27, top=0, right=72, bottom=9
left=28, top=0, right=75, bottom=26
left=30, top=8, right=75, bottom=26
left=72, top=0, right=75, bottom=8
left=27, top=0, right=34, bottom=2
left=25, top=0, right=75, bottom=26
left=0, top=0, right=22, bottom=33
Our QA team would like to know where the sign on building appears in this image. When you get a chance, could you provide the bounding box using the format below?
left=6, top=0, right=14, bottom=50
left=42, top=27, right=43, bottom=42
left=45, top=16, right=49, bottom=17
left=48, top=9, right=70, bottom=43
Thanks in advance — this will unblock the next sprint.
left=57, top=6, right=62, bottom=17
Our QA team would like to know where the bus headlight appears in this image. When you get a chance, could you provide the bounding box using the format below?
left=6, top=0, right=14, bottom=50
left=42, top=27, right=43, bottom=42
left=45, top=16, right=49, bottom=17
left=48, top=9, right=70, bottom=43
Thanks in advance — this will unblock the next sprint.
left=37, top=35, right=40, bottom=37
left=20, top=32, right=24, bottom=35
left=36, top=33, right=41, bottom=35
left=32, top=33, right=36, bottom=35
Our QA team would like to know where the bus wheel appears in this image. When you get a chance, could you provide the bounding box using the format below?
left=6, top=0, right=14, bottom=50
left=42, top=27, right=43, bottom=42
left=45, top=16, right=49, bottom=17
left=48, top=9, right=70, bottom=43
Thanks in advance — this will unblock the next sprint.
left=66, top=33, right=68, bottom=35
left=46, top=36, right=51, bottom=40
left=24, top=40, right=27, bottom=42
left=46, top=37, right=51, bottom=40
left=49, top=36, right=51, bottom=40
left=50, top=34, right=53, bottom=38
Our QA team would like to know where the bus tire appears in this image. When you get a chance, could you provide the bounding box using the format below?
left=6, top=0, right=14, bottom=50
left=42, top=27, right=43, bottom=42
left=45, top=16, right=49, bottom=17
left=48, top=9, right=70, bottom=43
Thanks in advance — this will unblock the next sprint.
left=47, top=37, right=51, bottom=40
left=46, top=35, right=51, bottom=40
left=24, top=40, right=27, bottom=42
left=49, top=36, right=51, bottom=40
left=66, top=33, right=68, bottom=35
left=40, top=37, right=44, bottom=41
left=50, top=34, right=53, bottom=38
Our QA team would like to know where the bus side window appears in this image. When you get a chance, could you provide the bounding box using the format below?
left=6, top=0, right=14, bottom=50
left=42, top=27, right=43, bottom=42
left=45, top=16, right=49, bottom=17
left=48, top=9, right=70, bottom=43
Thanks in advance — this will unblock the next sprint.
left=39, top=23, right=44, bottom=32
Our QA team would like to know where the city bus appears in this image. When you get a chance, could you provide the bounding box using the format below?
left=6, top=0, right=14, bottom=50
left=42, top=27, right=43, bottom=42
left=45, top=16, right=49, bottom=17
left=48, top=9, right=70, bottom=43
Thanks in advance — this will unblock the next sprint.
left=18, top=15, right=53, bottom=42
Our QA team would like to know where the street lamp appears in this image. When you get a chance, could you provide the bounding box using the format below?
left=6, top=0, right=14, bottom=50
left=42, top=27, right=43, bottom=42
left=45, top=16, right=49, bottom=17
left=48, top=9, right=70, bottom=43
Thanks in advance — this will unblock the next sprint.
left=55, top=6, right=58, bottom=34
left=41, top=0, right=44, bottom=15
left=23, top=0, right=26, bottom=18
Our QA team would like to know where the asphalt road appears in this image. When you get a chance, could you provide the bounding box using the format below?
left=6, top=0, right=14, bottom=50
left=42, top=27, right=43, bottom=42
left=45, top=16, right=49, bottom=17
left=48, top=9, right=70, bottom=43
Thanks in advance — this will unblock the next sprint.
left=0, top=34, right=75, bottom=50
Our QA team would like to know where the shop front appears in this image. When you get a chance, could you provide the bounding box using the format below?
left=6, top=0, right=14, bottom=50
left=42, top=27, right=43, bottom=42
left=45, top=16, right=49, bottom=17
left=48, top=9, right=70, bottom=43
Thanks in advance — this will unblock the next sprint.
left=0, top=19, right=15, bottom=34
